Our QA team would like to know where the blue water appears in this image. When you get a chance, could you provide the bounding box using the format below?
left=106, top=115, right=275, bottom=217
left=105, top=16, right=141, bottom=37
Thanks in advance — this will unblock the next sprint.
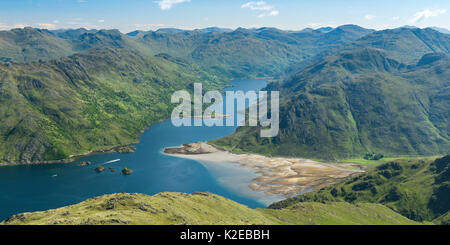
left=0, top=79, right=270, bottom=221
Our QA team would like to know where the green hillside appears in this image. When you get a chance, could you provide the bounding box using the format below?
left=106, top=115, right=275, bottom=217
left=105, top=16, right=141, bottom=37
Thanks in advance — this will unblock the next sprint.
left=0, top=192, right=420, bottom=225
left=269, top=155, right=450, bottom=223
left=0, top=47, right=226, bottom=163
left=213, top=48, right=450, bottom=160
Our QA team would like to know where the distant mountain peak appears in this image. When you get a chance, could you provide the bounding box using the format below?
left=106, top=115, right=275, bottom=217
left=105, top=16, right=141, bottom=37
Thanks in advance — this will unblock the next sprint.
left=398, top=25, right=420, bottom=29
left=155, top=28, right=185, bottom=34
left=234, top=27, right=249, bottom=32
left=336, top=24, right=371, bottom=31
left=194, top=27, right=233, bottom=33
left=316, top=27, right=334, bottom=32
left=126, top=30, right=146, bottom=37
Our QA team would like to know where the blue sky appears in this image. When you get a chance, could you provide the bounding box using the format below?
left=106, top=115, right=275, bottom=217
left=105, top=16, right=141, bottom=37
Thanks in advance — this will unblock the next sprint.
left=0, top=0, right=449, bottom=32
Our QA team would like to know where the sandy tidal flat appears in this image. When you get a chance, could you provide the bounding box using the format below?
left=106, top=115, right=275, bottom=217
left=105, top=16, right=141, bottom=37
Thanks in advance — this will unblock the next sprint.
left=165, top=143, right=364, bottom=197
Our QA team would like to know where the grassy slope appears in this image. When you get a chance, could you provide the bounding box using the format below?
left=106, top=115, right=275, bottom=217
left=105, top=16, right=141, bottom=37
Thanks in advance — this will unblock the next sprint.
left=0, top=192, right=420, bottom=225
left=0, top=47, right=226, bottom=163
left=269, top=155, right=450, bottom=223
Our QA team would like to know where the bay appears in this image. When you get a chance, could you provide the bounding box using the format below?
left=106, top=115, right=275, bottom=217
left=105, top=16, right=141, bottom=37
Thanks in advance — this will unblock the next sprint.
left=0, top=79, right=279, bottom=221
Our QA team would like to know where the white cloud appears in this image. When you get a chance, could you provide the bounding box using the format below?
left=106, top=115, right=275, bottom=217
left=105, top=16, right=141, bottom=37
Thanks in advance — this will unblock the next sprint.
left=268, top=10, right=279, bottom=17
left=364, top=14, right=376, bottom=20
left=242, top=1, right=273, bottom=11
left=98, top=20, right=105, bottom=23
left=155, top=0, right=191, bottom=10
left=64, top=20, right=100, bottom=30
left=241, top=1, right=279, bottom=18
left=257, top=13, right=266, bottom=18
left=0, top=23, right=28, bottom=30
left=410, top=8, right=447, bottom=23
left=392, top=16, right=400, bottom=20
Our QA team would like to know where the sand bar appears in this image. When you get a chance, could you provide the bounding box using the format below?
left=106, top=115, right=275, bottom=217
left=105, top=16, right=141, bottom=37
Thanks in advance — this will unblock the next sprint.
left=165, top=143, right=364, bottom=198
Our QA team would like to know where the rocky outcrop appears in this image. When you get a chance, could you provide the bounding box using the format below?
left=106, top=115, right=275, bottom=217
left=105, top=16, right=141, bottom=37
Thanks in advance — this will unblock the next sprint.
left=164, top=142, right=220, bottom=155
left=121, top=168, right=133, bottom=175
left=95, top=166, right=106, bottom=173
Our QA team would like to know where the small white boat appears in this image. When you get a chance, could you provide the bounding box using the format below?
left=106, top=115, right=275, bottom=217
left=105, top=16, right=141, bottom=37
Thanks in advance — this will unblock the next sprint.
left=103, top=159, right=121, bottom=165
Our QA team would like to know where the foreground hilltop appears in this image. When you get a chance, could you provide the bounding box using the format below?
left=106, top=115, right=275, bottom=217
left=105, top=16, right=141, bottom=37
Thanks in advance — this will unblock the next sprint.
left=1, top=192, right=419, bottom=225
left=3, top=155, right=448, bottom=225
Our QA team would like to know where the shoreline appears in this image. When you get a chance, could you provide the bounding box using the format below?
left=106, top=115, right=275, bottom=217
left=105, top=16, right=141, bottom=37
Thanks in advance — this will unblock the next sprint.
left=0, top=117, right=167, bottom=167
left=0, top=143, right=138, bottom=167
left=164, top=142, right=364, bottom=198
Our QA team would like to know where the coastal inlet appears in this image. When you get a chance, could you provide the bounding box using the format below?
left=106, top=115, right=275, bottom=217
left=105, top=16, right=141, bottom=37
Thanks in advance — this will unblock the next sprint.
left=0, top=79, right=271, bottom=221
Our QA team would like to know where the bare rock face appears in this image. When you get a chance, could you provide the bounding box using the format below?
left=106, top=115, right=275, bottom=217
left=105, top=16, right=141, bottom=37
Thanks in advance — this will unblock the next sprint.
left=164, top=142, right=220, bottom=155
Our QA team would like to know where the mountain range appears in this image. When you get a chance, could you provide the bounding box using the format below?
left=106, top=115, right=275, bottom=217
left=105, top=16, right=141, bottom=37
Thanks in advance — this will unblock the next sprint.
left=0, top=25, right=449, bottom=163
left=0, top=25, right=377, bottom=163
